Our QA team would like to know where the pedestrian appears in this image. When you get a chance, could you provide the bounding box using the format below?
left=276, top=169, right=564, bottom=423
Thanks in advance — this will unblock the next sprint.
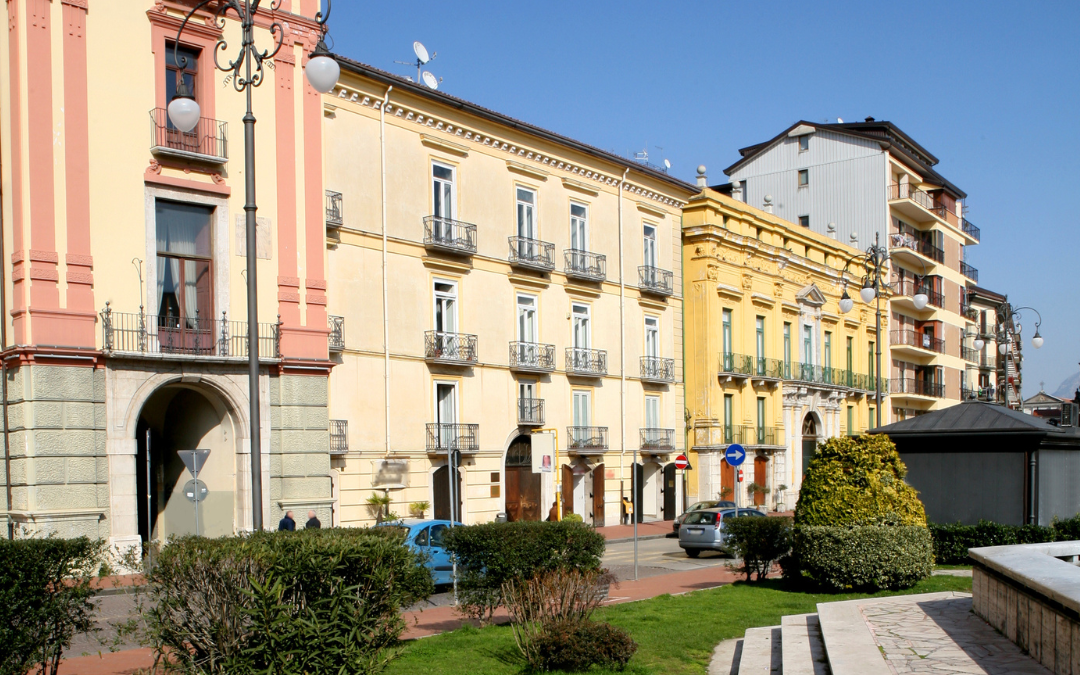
left=278, top=510, right=296, bottom=531
left=621, top=496, right=633, bottom=525
left=305, top=510, right=321, bottom=529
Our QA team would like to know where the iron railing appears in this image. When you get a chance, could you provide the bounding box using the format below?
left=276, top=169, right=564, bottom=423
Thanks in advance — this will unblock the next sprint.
left=424, top=216, right=477, bottom=255
left=640, top=356, right=674, bottom=382
left=517, top=398, right=545, bottom=426
left=326, top=191, right=343, bottom=228
left=737, top=425, right=784, bottom=447
left=719, top=352, right=754, bottom=377
left=640, top=428, right=675, bottom=451
left=895, top=278, right=944, bottom=308
left=639, top=266, right=674, bottom=296
left=508, top=236, right=555, bottom=271
left=564, top=250, right=606, bottom=281
left=962, top=347, right=979, bottom=363
left=329, top=419, right=348, bottom=455
left=425, top=423, right=479, bottom=453
left=566, top=348, right=607, bottom=376
left=509, top=342, right=555, bottom=372
left=891, top=329, right=945, bottom=354
left=961, top=386, right=994, bottom=402
left=100, top=304, right=279, bottom=359
left=889, top=223, right=944, bottom=263
left=888, top=182, right=935, bottom=211
left=424, top=331, right=478, bottom=364
left=567, top=426, right=608, bottom=451
left=962, top=218, right=981, bottom=242
left=150, top=108, right=227, bottom=162
left=892, top=378, right=946, bottom=398
left=754, top=357, right=785, bottom=379
left=328, top=315, right=344, bottom=352
left=961, top=261, right=979, bottom=283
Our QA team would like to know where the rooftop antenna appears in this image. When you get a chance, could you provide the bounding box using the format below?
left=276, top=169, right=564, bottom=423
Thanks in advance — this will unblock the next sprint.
left=663, top=159, right=671, bottom=172
left=421, top=70, right=441, bottom=90
left=394, top=41, right=437, bottom=83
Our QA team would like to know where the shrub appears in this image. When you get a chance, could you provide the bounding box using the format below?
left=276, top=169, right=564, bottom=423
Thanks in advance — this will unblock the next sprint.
left=795, top=525, right=933, bottom=591
left=443, top=520, right=604, bottom=621
left=147, top=527, right=433, bottom=674
left=532, top=619, right=637, bottom=672
left=0, top=536, right=105, bottom=675
left=926, top=518, right=1080, bottom=565
left=795, top=434, right=926, bottom=527
left=723, top=516, right=792, bottom=582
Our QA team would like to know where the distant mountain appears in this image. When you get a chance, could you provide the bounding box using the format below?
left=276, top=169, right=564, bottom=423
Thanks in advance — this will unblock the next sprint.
left=1053, top=371, right=1080, bottom=400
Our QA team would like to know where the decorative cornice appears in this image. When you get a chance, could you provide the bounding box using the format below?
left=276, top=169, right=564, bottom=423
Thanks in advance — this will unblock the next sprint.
left=421, top=256, right=472, bottom=274
left=421, top=134, right=469, bottom=157
left=636, top=201, right=667, bottom=219
left=716, top=283, right=743, bottom=299
left=506, top=160, right=548, bottom=181
left=561, top=177, right=599, bottom=196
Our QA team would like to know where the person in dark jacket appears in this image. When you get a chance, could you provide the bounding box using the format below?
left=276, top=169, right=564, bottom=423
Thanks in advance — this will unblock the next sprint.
left=278, top=510, right=296, bottom=531
left=305, top=510, right=321, bottom=529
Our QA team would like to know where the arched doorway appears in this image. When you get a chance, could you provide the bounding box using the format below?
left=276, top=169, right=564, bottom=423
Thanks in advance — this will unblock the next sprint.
left=504, top=436, right=541, bottom=521
left=801, top=413, right=820, bottom=477
left=135, top=385, right=237, bottom=542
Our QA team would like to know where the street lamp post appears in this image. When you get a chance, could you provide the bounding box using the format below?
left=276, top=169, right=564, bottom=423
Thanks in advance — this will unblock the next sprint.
left=972, top=303, right=1044, bottom=407
left=840, top=232, right=892, bottom=424
left=169, top=0, right=338, bottom=531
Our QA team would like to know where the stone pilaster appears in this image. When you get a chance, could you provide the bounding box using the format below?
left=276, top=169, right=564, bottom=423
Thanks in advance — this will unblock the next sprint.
left=268, top=374, right=333, bottom=525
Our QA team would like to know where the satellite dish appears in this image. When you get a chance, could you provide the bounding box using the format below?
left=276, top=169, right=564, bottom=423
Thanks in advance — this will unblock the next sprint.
left=413, top=41, right=430, bottom=64
left=837, top=117, right=844, bottom=123
left=663, top=159, right=671, bottom=170
left=422, top=71, right=439, bottom=90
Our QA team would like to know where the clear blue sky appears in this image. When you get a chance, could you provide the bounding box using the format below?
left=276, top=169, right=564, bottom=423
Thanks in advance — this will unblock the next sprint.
left=331, top=0, right=1079, bottom=396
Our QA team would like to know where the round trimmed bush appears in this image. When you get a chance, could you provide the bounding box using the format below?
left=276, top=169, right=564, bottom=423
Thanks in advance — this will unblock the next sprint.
left=795, top=525, right=933, bottom=591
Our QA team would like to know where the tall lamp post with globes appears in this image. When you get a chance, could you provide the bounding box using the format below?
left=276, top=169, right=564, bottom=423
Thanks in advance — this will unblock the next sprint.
left=971, top=303, right=1044, bottom=407
left=167, top=0, right=339, bottom=531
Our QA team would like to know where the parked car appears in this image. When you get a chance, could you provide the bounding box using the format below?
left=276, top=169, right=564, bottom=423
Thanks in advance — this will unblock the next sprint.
left=377, top=519, right=462, bottom=586
left=671, top=500, right=736, bottom=535
left=678, top=508, right=766, bottom=558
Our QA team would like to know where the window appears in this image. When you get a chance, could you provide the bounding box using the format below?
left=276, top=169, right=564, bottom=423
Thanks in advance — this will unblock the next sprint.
left=722, top=309, right=733, bottom=357
left=570, top=203, right=588, bottom=251
left=824, top=332, right=832, bottom=370
left=802, top=325, right=813, bottom=365
left=572, top=303, right=590, bottom=349
left=432, top=163, right=455, bottom=221
left=869, top=406, right=877, bottom=430
left=645, top=395, right=660, bottom=429
left=165, top=45, right=200, bottom=125
left=755, top=316, right=765, bottom=363
left=156, top=201, right=213, bottom=329
left=723, top=394, right=733, bottom=444
left=868, top=341, right=875, bottom=379
left=573, top=390, right=591, bottom=427
left=783, top=322, right=791, bottom=376
left=644, top=316, right=659, bottom=358
left=799, top=215, right=809, bottom=228
left=643, top=223, right=657, bottom=268
left=846, top=336, right=854, bottom=372
left=757, top=397, right=766, bottom=443
left=516, top=187, right=535, bottom=239
left=519, top=380, right=536, bottom=401
left=435, top=382, right=457, bottom=426
left=798, top=135, right=809, bottom=152
left=798, top=169, right=809, bottom=187
left=433, top=280, right=457, bottom=333
left=847, top=406, right=854, bottom=434
left=517, top=294, right=537, bottom=343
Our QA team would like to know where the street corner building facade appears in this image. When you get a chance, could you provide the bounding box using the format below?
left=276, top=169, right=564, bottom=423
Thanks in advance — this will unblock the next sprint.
left=0, top=1, right=336, bottom=547
left=681, top=184, right=883, bottom=510
left=320, top=60, right=697, bottom=527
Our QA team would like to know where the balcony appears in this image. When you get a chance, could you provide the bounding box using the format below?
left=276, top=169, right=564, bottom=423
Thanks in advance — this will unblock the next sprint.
left=889, top=223, right=944, bottom=264
left=566, top=348, right=607, bottom=377
left=639, top=266, right=674, bottom=296
left=640, top=356, right=675, bottom=383
left=961, top=261, right=979, bottom=283
left=640, top=428, right=675, bottom=452
left=424, top=216, right=477, bottom=255
left=737, top=425, right=784, bottom=448
left=425, top=423, right=480, bottom=454
left=325, top=191, right=343, bottom=229
left=752, top=357, right=785, bottom=383
left=509, top=341, right=555, bottom=373
left=890, top=329, right=945, bottom=355
left=328, top=315, right=344, bottom=352
left=962, top=218, right=981, bottom=242
left=149, top=108, right=227, bottom=164
left=329, top=420, right=348, bottom=456
left=891, top=378, right=946, bottom=398
left=567, top=426, right=608, bottom=454
left=894, top=278, right=943, bottom=311
left=508, top=236, right=555, bottom=271
left=719, top=352, right=753, bottom=380
left=517, top=398, right=545, bottom=426
left=564, top=250, right=606, bottom=282
left=100, top=305, right=279, bottom=360
left=424, top=331, right=478, bottom=365
left=961, top=386, right=994, bottom=402
left=962, top=347, right=979, bottom=363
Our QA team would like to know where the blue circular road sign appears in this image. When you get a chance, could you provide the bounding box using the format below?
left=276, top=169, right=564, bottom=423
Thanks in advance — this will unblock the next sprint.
left=724, top=444, right=747, bottom=467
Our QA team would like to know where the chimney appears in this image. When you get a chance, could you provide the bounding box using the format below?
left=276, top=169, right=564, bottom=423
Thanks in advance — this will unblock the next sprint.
left=1063, top=403, right=1078, bottom=428
left=865, top=116, right=876, bottom=122
left=763, top=195, right=773, bottom=214
left=696, top=165, right=708, bottom=188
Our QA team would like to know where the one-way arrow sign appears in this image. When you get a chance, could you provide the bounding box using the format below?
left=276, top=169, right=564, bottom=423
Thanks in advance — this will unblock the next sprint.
left=724, top=444, right=746, bottom=467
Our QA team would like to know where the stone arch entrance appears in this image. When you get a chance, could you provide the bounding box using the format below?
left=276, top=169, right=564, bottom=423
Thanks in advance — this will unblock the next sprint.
left=801, top=412, right=821, bottom=477
left=504, top=435, right=541, bottom=522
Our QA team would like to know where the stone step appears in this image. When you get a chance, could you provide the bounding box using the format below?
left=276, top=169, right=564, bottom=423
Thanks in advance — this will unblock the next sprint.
left=780, top=613, right=830, bottom=675
left=737, top=625, right=782, bottom=674
left=816, top=599, right=888, bottom=675
left=708, top=637, right=742, bottom=675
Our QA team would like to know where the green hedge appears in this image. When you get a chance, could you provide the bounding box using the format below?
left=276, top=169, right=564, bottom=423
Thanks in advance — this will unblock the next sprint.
left=443, top=521, right=605, bottom=621
left=148, top=527, right=433, bottom=674
left=722, top=516, right=792, bottom=582
left=0, top=536, right=105, bottom=675
left=794, top=525, right=933, bottom=591
left=929, top=515, right=1080, bottom=565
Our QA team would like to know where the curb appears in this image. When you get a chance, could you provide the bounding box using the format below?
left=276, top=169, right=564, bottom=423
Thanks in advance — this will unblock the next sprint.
left=604, top=533, right=672, bottom=545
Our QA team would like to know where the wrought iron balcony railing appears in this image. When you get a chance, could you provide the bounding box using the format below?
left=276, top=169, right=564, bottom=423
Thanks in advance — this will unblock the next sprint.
left=639, top=266, right=674, bottom=296
left=891, top=329, right=945, bottom=354
left=640, top=428, right=675, bottom=451
left=895, top=278, right=943, bottom=308
left=736, top=425, right=784, bottom=447
left=888, top=182, right=935, bottom=211
left=719, top=352, right=754, bottom=378
left=424, top=216, right=477, bottom=255
left=566, top=348, right=607, bottom=376
left=150, top=108, right=227, bottom=163
left=517, top=398, right=545, bottom=426
left=961, top=261, right=979, bottom=283
left=100, top=304, right=279, bottom=359
left=753, top=357, right=785, bottom=380
left=962, top=347, right=979, bottom=363
left=328, top=315, right=344, bottom=352
left=329, top=419, right=348, bottom=455
left=961, top=386, right=994, bottom=402
left=424, top=331, right=478, bottom=364
left=426, top=423, right=480, bottom=453
left=892, top=378, right=946, bottom=398
left=889, top=223, right=944, bottom=263
left=509, top=342, right=555, bottom=372
left=326, top=191, right=343, bottom=228
left=564, top=250, right=606, bottom=281
left=567, top=426, right=608, bottom=452
left=640, top=356, right=675, bottom=383
left=508, top=236, right=555, bottom=271
left=962, top=218, right=981, bottom=242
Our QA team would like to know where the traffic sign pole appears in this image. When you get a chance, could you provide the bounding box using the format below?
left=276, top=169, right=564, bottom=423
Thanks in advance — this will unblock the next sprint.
left=725, top=444, right=746, bottom=520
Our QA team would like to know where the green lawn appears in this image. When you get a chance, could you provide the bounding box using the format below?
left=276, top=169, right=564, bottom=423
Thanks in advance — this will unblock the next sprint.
left=386, top=575, right=972, bottom=675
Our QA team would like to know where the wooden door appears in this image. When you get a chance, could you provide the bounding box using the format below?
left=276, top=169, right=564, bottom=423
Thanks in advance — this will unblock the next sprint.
left=632, top=463, right=644, bottom=524
left=592, top=464, right=605, bottom=526
left=721, top=459, right=735, bottom=501
left=432, top=465, right=461, bottom=521
left=561, top=465, right=574, bottom=516
left=753, top=456, right=767, bottom=506
left=663, top=463, right=677, bottom=520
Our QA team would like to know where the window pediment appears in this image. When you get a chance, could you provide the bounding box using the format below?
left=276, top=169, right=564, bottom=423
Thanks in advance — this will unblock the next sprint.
left=796, top=284, right=827, bottom=307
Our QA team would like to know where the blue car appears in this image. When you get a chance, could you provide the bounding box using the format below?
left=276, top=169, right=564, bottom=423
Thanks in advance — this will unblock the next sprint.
left=378, top=519, right=462, bottom=586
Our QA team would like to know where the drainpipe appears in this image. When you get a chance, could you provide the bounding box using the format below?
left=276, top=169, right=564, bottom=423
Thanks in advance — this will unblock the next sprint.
left=0, top=127, right=10, bottom=539
left=380, top=86, right=392, bottom=458
left=617, top=167, right=637, bottom=579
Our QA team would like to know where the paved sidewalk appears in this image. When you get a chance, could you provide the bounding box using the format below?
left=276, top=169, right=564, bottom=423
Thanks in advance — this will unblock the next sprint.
left=594, top=519, right=674, bottom=542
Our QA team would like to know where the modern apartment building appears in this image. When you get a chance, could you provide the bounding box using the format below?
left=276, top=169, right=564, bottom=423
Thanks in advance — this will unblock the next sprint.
left=682, top=181, right=881, bottom=510
left=322, top=60, right=696, bottom=526
left=965, top=286, right=1022, bottom=408
left=721, top=119, right=983, bottom=421
left=0, top=1, right=335, bottom=545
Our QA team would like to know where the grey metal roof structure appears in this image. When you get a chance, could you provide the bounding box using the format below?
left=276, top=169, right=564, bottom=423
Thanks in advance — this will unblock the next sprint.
left=874, top=402, right=1080, bottom=442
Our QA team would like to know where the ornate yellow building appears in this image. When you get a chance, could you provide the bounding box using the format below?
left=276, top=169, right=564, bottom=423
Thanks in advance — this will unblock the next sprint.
left=682, top=180, right=884, bottom=510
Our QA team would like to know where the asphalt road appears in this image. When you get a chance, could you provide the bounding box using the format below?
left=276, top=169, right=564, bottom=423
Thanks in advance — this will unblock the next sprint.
left=602, top=533, right=735, bottom=582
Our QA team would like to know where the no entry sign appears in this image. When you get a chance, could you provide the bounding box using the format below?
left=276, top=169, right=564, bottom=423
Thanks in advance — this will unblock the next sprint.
left=674, top=454, right=690, bottom=470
